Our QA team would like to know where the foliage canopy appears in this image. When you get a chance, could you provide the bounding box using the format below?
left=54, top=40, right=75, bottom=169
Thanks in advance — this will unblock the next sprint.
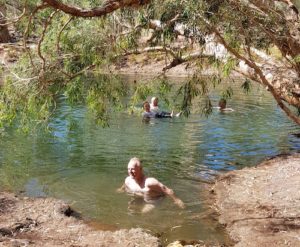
left=1, top=0, right=300, bottom=130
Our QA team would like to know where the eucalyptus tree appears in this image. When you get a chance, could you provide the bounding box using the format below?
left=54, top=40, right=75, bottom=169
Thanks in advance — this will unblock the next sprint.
left=1, top=0, right=300, bottom=129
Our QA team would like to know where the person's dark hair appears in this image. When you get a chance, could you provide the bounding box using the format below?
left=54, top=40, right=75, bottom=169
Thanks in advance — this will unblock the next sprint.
left=218, top=99, right=227, bottom=109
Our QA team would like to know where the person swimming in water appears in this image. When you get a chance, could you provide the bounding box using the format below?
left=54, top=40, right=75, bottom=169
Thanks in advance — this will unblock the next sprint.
left=117, top=157, right=185, bottom=213
left=216, top=99, right=234, bottom=112
left=142, top=101, right=174, bottom=119
left=150, top=97, right=160, bottom=113
left=150, top=97, right=182, bottom=117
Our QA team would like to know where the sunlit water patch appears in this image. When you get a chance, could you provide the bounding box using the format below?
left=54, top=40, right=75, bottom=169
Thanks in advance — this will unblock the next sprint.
left=0, top=82, right=299, bottom=244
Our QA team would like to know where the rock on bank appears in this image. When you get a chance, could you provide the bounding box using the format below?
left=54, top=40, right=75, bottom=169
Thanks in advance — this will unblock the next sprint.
left=213, top=153, right=300, bottom=247
left=0, top=192, right=160, bottom=247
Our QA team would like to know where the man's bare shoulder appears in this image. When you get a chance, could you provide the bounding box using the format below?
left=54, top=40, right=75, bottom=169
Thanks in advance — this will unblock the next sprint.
left=125, top=176, right=134, bottom=184
left=145, top=177, right=161, bottom=186
left=125, top=176, right=134, bottom=180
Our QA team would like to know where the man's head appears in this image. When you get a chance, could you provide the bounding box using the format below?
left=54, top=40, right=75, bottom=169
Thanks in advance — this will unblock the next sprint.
left=143, top=101, right=151, bottom=112
left=151, top=97, right=158, bottom=106
left=218, top=99, right=227, bottom=110
left=127, top=157, right=143, bottom=179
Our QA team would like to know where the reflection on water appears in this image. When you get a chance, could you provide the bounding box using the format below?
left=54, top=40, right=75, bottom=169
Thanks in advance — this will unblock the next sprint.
left=0, top=82, right=300, bottom=244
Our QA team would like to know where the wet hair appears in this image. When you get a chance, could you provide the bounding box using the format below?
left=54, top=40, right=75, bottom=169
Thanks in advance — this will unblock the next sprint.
left=151, top=97, right=158, bottom=104
left=128, top=157, right=141, bottom=168
left=218, top=99, right=227, bottom=109
left=143, top=101, right=150, bottom=108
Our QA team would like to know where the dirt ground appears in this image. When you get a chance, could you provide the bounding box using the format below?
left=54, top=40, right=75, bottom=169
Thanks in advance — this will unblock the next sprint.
left=0, top=192, right=161, bottom=247
left=111, top=56, right=197, bottom=78
left=212, top=153, right=300, bottom=247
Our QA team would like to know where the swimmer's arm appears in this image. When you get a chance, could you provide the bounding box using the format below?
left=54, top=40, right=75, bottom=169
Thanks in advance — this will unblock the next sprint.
left=147, top=179, right=185, bottom=208
left=116, top=183, right=126, bottom=193
left=162, top=185, right=185, bottom=209
left=117, top=177, right=132, bottom=193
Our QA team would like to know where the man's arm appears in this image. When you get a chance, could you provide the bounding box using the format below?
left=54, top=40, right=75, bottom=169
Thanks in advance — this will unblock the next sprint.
left=162, top=185, right=185, bottom=209
left=116, top=183, right=126, bottom=193
left=145, top=178, right=185, bottom=208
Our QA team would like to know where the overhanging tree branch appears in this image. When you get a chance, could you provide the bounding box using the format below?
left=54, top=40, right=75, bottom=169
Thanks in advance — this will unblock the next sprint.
left=163, top=51, right=213, bottom=71
left=23, top=3, right=49, bottom=70
left=38, top=10, right=58, bottom=72
left=0, top=6, right=26, bottom=26
left=42, top=0, right=151, bottom=17
left=212, top=26, right=300, bottom=125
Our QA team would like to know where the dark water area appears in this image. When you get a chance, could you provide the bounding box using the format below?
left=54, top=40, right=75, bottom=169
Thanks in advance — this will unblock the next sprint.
left=0, top=79, right=299, bottom=244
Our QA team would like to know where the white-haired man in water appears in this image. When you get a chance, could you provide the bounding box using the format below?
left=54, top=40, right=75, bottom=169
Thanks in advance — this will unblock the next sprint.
left=150, top=97, right=182, bottom=117
left=150, top=97, right=159, bottom=113
left=117, top=157, right=185, bottom=213
left=142, top=101, right=173, bottom=119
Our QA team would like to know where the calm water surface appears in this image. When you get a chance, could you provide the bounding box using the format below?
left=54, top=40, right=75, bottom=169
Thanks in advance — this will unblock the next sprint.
left=0, top=81, right=300, bottom=244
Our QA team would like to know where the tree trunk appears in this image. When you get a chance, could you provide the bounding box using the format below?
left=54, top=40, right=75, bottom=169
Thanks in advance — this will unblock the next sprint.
left=0, top=4, right=11, bottom=43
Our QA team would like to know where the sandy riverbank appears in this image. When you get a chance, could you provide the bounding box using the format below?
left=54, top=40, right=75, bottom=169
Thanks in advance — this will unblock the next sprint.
left=212, top=153, right=300, bottom=247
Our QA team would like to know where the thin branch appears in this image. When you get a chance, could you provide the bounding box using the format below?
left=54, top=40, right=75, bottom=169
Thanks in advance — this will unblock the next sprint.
left=276, top=0, right=299, bottom=16
left=117, top=24, right=143, bottom=37
left=247, top=0, right=285, bottom=19
left=60, top=69, right=72, bottom=79
left=147, top=14, right=181, bottom=43
left=2, top=63, right=39, bottom=85
left=230, top=1, right=299, bottom=68
left=23, top=3, right=49, bottom=48
left=56, top=16, right=74, bottom=53
left=64, top=64, right=96, bottom=83
left=38, top=10, right=58, bottom=72
left=117, top=14, right=180, bottom=40
left=166, top=13, right=180, bottom=27
left=6, top=2, right=24, bottom=13
left=163, top=51, right=212, bottom=71
left=250, top=1, right=299, bottom=59
left=23, top=3, right=49, bottom=70
left=233, top=68, right=261, bottom=84
left=112, top=13, right=131, bottom=29
left=0, top=7, right=26, bottom=26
